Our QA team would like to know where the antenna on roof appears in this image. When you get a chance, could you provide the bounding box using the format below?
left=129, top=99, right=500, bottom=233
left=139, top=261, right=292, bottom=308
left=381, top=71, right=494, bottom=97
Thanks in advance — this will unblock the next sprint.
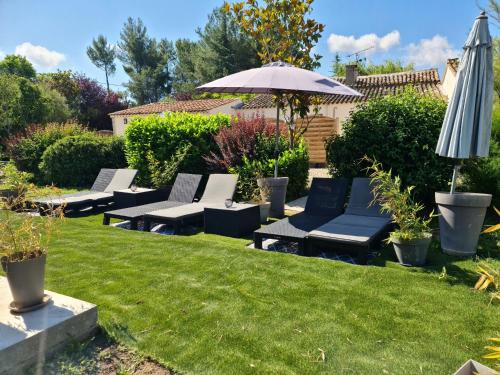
left=347, top=46, right=374, bottom=64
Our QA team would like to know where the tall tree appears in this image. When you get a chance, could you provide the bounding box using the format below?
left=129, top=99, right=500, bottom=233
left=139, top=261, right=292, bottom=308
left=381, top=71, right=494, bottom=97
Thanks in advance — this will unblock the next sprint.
left=196, top=7, right=259, bottom=82
left=225, top=0, right=325, bottom=147
left=118, top=17, right=176, bottom=104
left=225, top=0, right=324, bottom=70
left=86, top=35, right=117, bottom=93
left=331, top=54, right=415, bottom=77
left=0, top=55, right=36, bottom=80
left=173, top=39, right=200, bottom=93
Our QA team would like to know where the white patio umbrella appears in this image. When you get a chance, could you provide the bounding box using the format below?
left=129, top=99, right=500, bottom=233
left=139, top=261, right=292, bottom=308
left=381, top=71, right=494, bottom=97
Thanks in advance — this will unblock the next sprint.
left=436, top=11, right=494, bottom=193
left=197, top=61, right=362, bottom=177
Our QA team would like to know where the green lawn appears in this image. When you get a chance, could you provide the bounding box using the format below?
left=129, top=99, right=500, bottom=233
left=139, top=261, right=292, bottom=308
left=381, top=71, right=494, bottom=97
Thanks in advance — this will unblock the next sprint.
left=5, top=213, right=500, bottom=374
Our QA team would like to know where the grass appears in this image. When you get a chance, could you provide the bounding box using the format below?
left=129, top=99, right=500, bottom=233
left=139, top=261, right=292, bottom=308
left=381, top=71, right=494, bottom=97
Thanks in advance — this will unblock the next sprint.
left=2, top=211, right=499, bottom=374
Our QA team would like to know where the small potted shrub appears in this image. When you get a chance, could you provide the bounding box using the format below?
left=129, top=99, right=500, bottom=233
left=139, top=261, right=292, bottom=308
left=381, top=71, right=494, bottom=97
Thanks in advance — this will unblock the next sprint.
left=249, top=180, right=271, bottom=224
left=0, top=166, right=63, bottom=313
left=367, top=158, right=433, bottom=266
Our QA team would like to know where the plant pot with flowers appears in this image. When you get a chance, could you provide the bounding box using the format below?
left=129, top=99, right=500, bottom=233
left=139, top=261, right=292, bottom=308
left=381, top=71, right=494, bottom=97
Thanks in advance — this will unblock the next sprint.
left=367, top=158, right=434, bottom=266
left=0, top=163, right=63, bottom=313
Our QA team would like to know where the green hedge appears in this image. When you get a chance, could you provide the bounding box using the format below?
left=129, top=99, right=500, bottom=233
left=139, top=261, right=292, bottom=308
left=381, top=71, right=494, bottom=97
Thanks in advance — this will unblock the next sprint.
left=7, top=123, right=88, bottom=181
left=230, top=139, right=309, bottom=202
left=39, top=134, right=126, bottom=187
left=125, top=112, right=231, bottom=185
left=325, top=88, right=454, bottom=205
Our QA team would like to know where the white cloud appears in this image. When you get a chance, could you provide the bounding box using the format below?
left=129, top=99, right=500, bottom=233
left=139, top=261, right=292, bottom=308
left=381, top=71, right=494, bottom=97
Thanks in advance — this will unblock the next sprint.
left=14, top=42, right=65, bottom=69
left=405, top=35, right=460, bottom=67
left=327, top=30, right=400, bottom=55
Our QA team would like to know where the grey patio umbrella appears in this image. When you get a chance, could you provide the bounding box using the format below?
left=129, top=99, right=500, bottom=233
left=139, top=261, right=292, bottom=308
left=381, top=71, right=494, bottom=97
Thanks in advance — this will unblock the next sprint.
left=436, top=11, right=494, bottom=193
left=197, top=61, right=362, bottom=177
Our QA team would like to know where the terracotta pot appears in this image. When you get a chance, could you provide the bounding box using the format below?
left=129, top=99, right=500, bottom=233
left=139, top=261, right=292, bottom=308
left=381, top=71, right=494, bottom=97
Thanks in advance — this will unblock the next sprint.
left=1, top=253, right=46, bottom=310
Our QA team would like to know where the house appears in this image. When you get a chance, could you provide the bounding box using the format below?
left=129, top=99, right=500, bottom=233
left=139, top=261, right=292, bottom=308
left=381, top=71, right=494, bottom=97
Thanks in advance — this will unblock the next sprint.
left=237, top=59, right=459, bottom=165
left=109, top=98, right=240, bottom=135
left=109, top=59, right=459, bottom=165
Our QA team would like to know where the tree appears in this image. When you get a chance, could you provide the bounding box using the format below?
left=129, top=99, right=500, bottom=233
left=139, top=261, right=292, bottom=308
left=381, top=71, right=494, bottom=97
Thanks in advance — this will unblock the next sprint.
left=0, top=55, right=36, bottom=80
left=87, top=35, right=117, bottom=93
left=118, top=17, right=176, bottom=104
left=493, top=37, right=500, bottom=99
left=225, top=0, right=325, bottom=148
left=331, top=54, right=415, bottom=76
left=73, top=74, right=127, bottom=130
left=38, top=70, right=80, bottom=115
left=195, top=7, right=259, bottom=82
left=173, top=39, right=200, bottom=93
left=225, top=0, right=324, bottom=69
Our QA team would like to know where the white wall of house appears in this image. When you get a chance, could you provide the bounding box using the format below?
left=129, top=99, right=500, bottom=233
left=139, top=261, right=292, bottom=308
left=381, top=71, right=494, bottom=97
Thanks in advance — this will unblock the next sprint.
left=234, top=103, right=356, bottom=134
left=441, top=64, right=458, bottom=99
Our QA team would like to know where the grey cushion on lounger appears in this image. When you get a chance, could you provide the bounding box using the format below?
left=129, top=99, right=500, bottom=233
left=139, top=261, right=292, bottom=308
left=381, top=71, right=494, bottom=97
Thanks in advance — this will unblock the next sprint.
left=146, top=174, right=238, bottom=219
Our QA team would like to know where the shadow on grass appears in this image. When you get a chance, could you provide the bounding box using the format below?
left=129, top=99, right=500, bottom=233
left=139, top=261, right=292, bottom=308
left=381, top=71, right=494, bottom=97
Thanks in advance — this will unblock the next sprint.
left=370, top=231, right=499, bottom=289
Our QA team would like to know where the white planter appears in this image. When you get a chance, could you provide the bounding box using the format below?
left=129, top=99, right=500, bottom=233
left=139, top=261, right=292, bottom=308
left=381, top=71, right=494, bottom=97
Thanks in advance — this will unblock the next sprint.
left=452, top=359, right=497, bottom=375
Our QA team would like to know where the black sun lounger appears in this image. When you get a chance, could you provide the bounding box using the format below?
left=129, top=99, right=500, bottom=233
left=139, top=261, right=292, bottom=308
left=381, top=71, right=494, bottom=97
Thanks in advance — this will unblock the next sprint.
left=103, top=173, right=203, bottom=229
left=253, top=178, right=348, bottom=253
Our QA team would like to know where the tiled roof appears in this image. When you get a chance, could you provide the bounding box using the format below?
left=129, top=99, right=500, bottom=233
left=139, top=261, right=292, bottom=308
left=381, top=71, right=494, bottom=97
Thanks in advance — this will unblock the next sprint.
left=241, top=69, right=442, bottom=109
left=109, top=98, right=238, bottom=116
left=447, top=58, right=460, bottom=74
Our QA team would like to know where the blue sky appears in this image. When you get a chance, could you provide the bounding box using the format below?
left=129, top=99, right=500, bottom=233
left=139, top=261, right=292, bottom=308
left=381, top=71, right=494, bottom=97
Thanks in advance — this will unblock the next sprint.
left=0, top=0, right=496, bottom=90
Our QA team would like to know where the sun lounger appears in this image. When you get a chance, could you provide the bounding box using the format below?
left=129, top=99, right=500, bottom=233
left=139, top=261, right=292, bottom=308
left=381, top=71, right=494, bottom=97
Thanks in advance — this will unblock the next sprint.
left=34, top=168, right=137, bottom=213
left=102, top=173, right=203, bottom=229
left=253, top=178, right=348, bottom=253
left=142, top=174, right=238, bottom=234
left=307, top=177, right=392, bottom=263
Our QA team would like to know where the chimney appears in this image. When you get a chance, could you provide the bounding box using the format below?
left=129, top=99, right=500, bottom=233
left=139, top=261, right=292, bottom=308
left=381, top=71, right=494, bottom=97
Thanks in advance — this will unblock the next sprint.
left=345, top=64, right=358, bottom=86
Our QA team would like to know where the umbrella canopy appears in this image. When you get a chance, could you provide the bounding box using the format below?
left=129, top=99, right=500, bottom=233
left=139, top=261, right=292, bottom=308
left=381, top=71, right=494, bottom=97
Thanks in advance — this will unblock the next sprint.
left=436, top=11, right=494, bottom=159
left=197, top=61, right=362, bottom=96
left=197, top=61, right=362, bottom=178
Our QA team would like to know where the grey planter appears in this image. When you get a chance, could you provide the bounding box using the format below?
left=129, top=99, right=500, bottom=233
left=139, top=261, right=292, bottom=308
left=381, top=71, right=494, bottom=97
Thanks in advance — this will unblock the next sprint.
left=435, top=192, right=492, bottom=256
left=452, top=359, right=497, bottom=375
left=1, top=253, right=47, bottom=310
left=258, top=202, right=271, bottom=223
left=392, top=234, right=432, bottom=266
left=257, top=177, right=289, bottom=218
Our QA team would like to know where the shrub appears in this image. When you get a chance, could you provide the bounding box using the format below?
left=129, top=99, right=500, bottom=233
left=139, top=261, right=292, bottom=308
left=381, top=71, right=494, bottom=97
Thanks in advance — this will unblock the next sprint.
left=325, top=88, right=454, bottom=205
left=461, top=102, right=500, bottom=207
left=39, top=134, right=126, bottom=187
left=204, top=114, right=284, bottom=171
left=125, top=112, right=231, bottom=185
left=230, top=139, right=309, bottom=201
left=6, top=122, right=88, bottom=181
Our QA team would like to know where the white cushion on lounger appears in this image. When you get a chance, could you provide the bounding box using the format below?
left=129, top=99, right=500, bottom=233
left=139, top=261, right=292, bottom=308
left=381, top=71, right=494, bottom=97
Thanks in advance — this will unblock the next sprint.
left=104, top=169, right=137, bottom=193
left=40, top=192, right=112, bottom=205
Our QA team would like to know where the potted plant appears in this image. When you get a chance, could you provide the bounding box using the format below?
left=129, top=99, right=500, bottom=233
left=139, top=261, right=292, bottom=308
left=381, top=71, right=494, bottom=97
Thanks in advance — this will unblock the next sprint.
left=367, top=158, right=433, bottom=266
left=0, top=163, right=63, bottom=313
left=249, top=181, right=271, bottom=224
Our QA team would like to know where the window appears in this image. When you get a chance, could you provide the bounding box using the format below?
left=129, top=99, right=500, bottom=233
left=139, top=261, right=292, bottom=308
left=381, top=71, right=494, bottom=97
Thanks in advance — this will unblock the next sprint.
left=123, top=118, right=128, bottom=124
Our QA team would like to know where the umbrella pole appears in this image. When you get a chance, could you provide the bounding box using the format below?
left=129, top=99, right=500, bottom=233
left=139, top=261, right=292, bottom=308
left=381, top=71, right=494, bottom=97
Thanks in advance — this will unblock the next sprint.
left=274, top=104, right=279, bottom=178
left=450, top=164, right=460, bottom=194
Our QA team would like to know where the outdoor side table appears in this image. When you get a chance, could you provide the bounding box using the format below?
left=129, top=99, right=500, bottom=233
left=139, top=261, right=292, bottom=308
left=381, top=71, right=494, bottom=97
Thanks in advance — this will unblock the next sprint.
left=204, top=203, right=260, bottom=238
left=113, top=188, right=162, bottom=209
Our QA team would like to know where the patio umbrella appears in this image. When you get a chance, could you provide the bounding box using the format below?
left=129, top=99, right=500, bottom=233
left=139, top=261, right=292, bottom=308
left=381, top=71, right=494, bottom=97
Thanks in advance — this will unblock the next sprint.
left=435, top=11, right=494, bottom=193
left=197, top=61, right=362, bottom=177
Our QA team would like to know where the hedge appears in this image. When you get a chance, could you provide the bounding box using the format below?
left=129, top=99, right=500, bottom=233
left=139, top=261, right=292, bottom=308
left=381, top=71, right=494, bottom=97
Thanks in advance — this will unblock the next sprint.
left=325, top=88, right=454, bottom=205
left=230, top=139, right=309, bottom=202
left=39, top=134, right=126, bottom=187
left=125, top=112, right=231, bottom=185
left=7, top=122, right=88, bottom=182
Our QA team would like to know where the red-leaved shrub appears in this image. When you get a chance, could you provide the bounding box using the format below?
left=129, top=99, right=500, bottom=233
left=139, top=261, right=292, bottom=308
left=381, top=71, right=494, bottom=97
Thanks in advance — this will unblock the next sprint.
left=204, top=114, right=285, bottom=172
